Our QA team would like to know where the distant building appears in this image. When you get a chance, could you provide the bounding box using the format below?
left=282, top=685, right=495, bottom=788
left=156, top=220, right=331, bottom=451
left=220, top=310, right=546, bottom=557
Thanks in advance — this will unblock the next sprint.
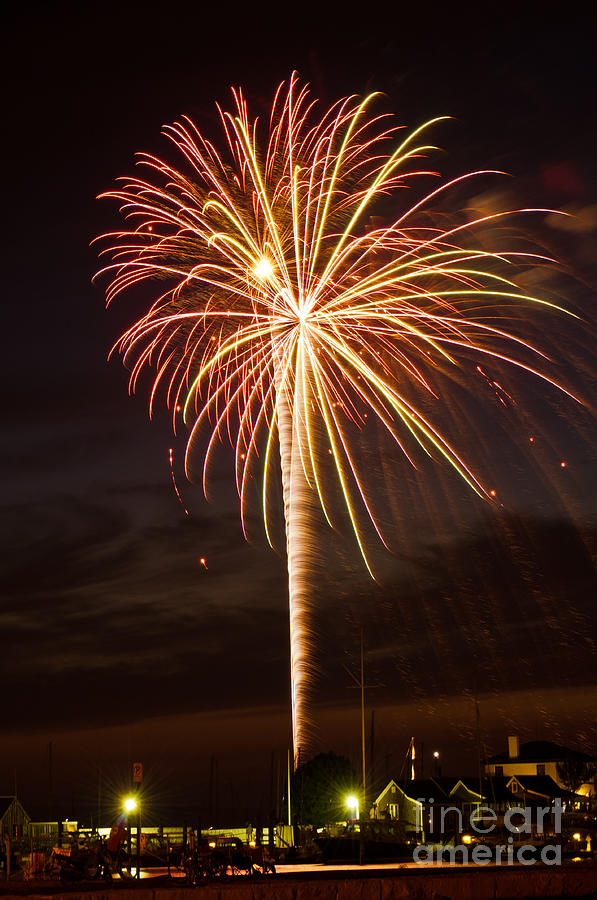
left=372, top=771, right=587, bottom=843
left=484, top=737, right=596, bottom=799
left=472, top=775, right=573, bottom=838
left=373, top=778, right=426, bottom=834
left=29, top=820, right=78, bottom=842
left=372, top=777, right=485, bottom=841
left=503, top=774, right=589, bottom=813
left=0, top=796, right=31, bottom=839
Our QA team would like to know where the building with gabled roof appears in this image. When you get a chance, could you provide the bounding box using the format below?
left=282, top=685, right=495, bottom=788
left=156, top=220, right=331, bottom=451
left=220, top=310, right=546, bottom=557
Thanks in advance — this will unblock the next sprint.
left=484, top=736, right=596, bottom=798
left=372, top=777, right=486, bottom=841
left=372, top=779, right=443, bottom=837
left=0, top=796, right=31, bottom=839
left=505, top=774, right=589, bottom=811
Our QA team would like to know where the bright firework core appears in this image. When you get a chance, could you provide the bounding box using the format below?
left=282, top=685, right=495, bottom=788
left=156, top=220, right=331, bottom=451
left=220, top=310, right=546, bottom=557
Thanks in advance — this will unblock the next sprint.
left=253, top=257, right=275, bottom=281
left=97, top=74, right=576, bottom=768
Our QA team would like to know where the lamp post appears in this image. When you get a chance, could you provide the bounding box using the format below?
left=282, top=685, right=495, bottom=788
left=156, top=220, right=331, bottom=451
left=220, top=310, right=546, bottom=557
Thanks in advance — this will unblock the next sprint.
left=346, top=794, right=364, bottom=865
left=123, top=796, right=139, bottom=877
left=346, top=795, right=359, bottom=821
left=124, top=797, right=137, bottom=815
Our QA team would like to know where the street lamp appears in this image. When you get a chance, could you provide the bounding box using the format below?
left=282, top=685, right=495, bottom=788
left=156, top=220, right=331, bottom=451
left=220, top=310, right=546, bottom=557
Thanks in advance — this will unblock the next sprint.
left=123, top=796, right=140, bottom=878
left=346, top=794, right=359, bottom=821
left=124, top=796, right=137, bottom=814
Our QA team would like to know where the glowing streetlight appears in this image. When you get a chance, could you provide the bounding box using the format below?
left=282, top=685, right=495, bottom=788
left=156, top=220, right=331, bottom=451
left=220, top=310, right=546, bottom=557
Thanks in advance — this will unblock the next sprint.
left=346, top=794, right=359, bottom=820
left=123, top=796, right=137, bottom=814
left=123, top=795, right=141, bottom=879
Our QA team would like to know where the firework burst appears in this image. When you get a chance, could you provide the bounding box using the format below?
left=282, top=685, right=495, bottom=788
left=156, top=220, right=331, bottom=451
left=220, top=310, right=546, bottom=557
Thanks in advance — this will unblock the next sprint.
left=96, top=74, right=575, bottom=764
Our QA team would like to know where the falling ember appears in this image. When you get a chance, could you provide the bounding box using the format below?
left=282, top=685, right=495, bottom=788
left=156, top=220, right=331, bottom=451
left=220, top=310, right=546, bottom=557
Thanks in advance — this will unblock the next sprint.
left=490, top=489, right=497, bottom=497
left=529, top=436, right=535, bottom=443
left=561, top=461, right=567, bottom=468
left=96, top=74, right=578, bottom=765
left=168, top=448, right=189, bottom=515
left=199, top=557, right=208, bottom=569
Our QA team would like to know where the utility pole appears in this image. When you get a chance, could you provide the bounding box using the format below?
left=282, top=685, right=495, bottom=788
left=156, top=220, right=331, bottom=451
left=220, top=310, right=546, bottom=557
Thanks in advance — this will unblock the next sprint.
left=287, top=748, right=292, bottom=826
left=475, top=696, right=483, bottom=801
left=369, top=710, right=375, bottom=795
left=276, top=754, right=281, bottom=821
left=344, top=628, right=382, bottom=865
left=48, top=741, right=53, bottom=822
left=360, top=630, right=366, bottom=805
left=208, top=756, right=218, bottom=824
left=269, top=751, right=274, bottom=820
left=97, top=765, right=102, bottom=830
left=132, top=763, right=143, bottom=880
left=344, top=628, right=380, bottom=818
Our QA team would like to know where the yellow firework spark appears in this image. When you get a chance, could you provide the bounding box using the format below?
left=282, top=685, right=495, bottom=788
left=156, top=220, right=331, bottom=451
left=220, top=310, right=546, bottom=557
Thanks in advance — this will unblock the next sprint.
left=96, top=74, right=575, bottom=764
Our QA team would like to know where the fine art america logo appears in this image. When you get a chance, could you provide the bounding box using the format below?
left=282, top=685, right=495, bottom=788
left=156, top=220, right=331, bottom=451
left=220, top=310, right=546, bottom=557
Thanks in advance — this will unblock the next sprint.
left=413, top=798, right=563, bottom=866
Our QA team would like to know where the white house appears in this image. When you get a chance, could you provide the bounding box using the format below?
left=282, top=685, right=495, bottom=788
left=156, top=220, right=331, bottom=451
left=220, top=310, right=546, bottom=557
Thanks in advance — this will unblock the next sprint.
left=484, top=737, right=596, bottom=799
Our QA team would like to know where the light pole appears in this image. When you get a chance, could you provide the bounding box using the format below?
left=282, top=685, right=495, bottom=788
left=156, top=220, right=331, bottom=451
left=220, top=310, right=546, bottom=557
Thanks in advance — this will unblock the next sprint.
left=124, top=797, right=137, bottom=815
left=346, top=794, right=364, bottom=865
left=346, top=794, right=359, bottom=821
left=123, top=796, right=139, bottom=877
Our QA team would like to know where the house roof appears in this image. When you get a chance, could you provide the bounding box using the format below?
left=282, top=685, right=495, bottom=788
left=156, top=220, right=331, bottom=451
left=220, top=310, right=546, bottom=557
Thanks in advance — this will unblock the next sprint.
left=0, top=796, right=32, bottom=825
left=399, top=779, right=451, bottom=802
left=375, top=768, right=589, bottom=809
left=449, top=779, right=484, bottom=802
left=485, top=740, right=595, bottom=765
left=0, top=798, right=13, bottom=819
left=507, top=775, right=582, bottom=799
left=376, top=777, right=483, bottom=805
left=478, top=777, right=519, bottom=804
left=374, top=778, right=450, bottom=806
left=432, top=776, right=473, bottom=795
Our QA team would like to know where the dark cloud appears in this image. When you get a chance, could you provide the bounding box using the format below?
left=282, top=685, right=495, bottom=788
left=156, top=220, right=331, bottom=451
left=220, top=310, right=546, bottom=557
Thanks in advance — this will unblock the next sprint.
left=0, top=490, right=289, bottom=731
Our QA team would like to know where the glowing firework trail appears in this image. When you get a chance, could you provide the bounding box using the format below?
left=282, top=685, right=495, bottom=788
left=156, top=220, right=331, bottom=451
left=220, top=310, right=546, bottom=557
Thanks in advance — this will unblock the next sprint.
left=96, top=74, right=576, bottom=765
left=169, top=447, right=189, bottom=515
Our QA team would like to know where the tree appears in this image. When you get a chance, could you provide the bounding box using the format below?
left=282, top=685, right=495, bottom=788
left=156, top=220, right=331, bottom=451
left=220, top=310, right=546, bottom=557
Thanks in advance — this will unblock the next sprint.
left=293, top=752, right=357, bottom=827
left=556, top=759, right=596, bottom=794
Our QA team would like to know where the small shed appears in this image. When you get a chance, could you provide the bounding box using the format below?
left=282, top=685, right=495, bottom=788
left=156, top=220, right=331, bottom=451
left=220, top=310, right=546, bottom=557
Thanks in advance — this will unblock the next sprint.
left=0, top=796, right=31, bottom=838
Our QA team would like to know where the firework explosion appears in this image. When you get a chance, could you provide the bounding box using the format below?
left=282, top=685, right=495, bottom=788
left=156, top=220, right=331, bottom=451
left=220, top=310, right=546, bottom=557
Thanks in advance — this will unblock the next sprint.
left=96, top=74, right=575, bottom=764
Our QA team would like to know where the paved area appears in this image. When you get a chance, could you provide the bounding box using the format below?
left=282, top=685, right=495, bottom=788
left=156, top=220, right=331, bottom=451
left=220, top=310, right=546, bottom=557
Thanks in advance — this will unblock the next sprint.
left=0, top=860, right=594, bottom=898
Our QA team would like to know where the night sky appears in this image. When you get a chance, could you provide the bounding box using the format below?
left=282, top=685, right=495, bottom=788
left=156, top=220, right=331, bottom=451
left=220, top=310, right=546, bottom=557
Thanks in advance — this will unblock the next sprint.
left=2, top=3, right=597, bottom=825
